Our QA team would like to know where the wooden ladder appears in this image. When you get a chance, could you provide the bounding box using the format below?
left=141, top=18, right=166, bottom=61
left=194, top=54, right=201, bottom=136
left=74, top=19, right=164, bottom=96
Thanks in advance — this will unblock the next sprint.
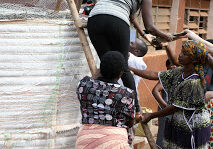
left=56, top=0, right=158, bottom=148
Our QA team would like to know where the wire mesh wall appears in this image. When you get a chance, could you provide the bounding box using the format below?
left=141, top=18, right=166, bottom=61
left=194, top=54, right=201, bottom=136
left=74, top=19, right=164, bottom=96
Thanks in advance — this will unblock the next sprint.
left=0, top=0, right=97, bottom=148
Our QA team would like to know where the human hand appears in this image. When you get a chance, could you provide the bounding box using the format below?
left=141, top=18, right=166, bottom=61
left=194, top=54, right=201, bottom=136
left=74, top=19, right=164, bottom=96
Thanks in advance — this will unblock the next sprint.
left=135, top=112, right=142, bottom=123
left=151, top=33, right=174, bottom=47
left=183, top=29, right=197, bottom=39
left=165, top=33, right=175, bottom=42
left=143, top=34, right=155, bottom=44
left=141, top=113, right=152, bottom=123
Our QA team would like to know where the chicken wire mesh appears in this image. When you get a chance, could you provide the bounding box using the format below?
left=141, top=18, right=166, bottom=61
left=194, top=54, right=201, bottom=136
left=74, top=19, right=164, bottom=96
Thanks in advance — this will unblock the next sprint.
left=0, top=0, right=72, bottom=20
left=0, top=0, right=97, bottom=148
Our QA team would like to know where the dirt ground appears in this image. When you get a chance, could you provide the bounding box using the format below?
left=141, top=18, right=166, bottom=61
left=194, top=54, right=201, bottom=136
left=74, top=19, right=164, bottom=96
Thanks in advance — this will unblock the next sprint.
left=134, top=118, right=159, bottom=149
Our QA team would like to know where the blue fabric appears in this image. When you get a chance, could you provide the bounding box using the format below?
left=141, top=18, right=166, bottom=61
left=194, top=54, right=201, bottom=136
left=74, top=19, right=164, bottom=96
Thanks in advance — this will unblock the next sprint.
left=156, top=91, right=168, bottom=148
left=204, top=66, right=213, bottom=91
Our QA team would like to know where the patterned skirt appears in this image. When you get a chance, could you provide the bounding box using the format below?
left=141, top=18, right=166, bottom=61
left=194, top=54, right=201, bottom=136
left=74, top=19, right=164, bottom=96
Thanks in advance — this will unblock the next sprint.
left=75, top=124, right=131, bottom=149
left=208, top=98, right=213, bottom=149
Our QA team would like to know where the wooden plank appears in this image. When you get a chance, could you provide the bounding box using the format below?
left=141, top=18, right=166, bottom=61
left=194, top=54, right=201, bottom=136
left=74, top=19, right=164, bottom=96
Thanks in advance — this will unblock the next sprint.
left=185, top=0, right=191, bottom=8
left=200, top=11, right=208, bottom=17
left=157, top=23, right=170, bottom=29
left=157, top=16, right=170, bottom=22
left=189, top=29, right=199, bottom=34
left=184, top=24, right=189, bottom=28
left=189, top=22, right=199, bottom=28
left=199, top=29, right=207, bottom=34
left=201, top=0, right=210, bottom=9
left=189, top=10, right=199, bottom=16
left=152, top=7, right=157, bottom=14
left=153, top=17, right=156, bottom=23
left=55, top=0, right=63, bottom=12
left=158, top=8, right=170, bottom=15
left=191, top=0, right=201, bottom=8
left=66, top=0, right=97, bottom=75
left=158, top=0, right=172, bottom=7
left=152, top=0, right=158, bottom=6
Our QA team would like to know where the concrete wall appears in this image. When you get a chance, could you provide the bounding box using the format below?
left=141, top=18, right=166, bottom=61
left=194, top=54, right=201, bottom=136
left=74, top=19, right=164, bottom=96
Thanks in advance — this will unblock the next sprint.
left=207, top=0, right=213, bottom=39
left=137, top=51, right=168, bottom=112
left=138, top=0, right=186, bottom=112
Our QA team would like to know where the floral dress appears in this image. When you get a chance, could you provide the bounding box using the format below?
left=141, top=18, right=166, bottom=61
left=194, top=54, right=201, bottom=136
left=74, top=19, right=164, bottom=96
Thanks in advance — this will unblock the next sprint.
left=207, top=99, right=213, bottom=149
left=76, top=76, right=135, bottom=128
left=159, top=67, right=210, bottom=149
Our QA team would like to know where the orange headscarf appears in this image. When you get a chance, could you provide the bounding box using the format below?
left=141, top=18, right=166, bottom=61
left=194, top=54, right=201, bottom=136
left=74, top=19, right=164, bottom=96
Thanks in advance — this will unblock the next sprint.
left=182, top=40, right=208, bottom=86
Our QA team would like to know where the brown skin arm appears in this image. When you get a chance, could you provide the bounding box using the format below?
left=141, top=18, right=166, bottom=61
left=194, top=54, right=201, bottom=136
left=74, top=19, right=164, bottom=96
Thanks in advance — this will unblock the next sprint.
left=141, top=0, right=172, bottom=41
left=130, top=16, right=155, bottom=45
left=183, top=29, right=213, bottom=55
left=165, top=45, right=180, bottom=66
left=152, top=81, right=167, bottom=108
left=129, top=66, right=159, bottom=80
left=130, top=15, right=145, bottom=37
left=142, top=105, right=177, bottom=123
left=127, top=119, right=135, bottom=128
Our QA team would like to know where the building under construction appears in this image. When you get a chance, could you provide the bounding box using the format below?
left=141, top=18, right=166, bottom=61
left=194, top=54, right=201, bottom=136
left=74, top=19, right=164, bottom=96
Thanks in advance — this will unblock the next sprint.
left=0, top=0, right=212, bottom=148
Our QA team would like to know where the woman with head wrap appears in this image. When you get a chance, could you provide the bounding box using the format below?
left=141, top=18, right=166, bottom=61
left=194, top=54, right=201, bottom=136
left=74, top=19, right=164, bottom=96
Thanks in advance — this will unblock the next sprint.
left=181, top=29, right=213, bottom=70
left=129, top=40, right=211, bottom=149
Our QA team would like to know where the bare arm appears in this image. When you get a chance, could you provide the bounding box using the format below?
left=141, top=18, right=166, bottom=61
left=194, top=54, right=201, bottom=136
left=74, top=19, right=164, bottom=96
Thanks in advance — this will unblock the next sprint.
left=142, top=105, right=177, bottom=123
left=152, top=81, right=167, bottom=108
left=165, top=45, right=180, bottom=66
left=130, top=16, right=154, bottom=45
left=129, top=66, right=159, bottom=80
left=130, top=15, right=145, bottom=37
left=141, top=0, right=172, bottom=41
left=184, top=29, right=213, bottom=55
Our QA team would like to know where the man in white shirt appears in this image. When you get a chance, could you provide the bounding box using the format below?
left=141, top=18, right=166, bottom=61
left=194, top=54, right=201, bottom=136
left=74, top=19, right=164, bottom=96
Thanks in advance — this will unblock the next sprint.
left=119, top=38, right=148, bottom=90
left=118, top=38, right=148, bottom=147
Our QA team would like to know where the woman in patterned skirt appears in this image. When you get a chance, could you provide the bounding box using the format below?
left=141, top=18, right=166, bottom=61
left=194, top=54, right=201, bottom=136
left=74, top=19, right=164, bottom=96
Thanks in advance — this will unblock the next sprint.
left=130, top=40, right=211, bottom=149
left=76, top=51, right=136, bottom=149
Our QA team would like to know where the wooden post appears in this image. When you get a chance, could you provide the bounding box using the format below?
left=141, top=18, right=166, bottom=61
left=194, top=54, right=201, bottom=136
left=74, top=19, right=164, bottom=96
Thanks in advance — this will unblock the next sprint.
left=56, top=0, right=82, bottom=12
left=66, top=0, right=97, bottom=75
left=55, top=0, right=63, bottom=12
left=169, top=0, right=185, bottom=55
left=94, top=0, right=98, bottom=3
left=140, top=112, right=158, bottom=149
left=74, top=0, right=83, bottom=12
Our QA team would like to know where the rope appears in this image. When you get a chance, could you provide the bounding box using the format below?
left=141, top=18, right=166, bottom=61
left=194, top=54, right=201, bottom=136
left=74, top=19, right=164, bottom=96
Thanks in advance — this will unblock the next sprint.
left=183, top=110, right=196, bottom=149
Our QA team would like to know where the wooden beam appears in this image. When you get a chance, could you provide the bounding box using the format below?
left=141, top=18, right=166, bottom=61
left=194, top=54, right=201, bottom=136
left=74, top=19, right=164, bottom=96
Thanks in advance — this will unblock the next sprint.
left=74, top=0, right=83, bottom=12
left=55, top=0, right=63, bottom=12
left=140, top=112, right=158, bottom=149
left=66, top=0, right=97, bottom=75
left=94, top=0, right=99, bottom=3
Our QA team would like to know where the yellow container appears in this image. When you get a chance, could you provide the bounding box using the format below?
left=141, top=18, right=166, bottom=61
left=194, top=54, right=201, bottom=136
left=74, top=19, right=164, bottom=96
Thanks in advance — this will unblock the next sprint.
left=135, top=107, right=152, bottom=137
